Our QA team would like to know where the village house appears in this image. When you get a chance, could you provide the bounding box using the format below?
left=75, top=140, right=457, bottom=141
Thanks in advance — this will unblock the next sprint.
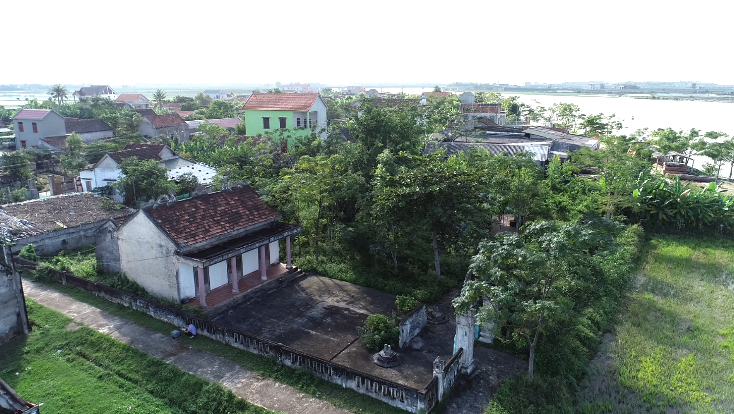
left=242, top=93, right=327, bottom=142
left=139, top=113, right=189, bottom=142
left=78, top=143, right=215, bottom=198
left=73, top=85, right=117, bottom=101
left=64, top=118, right=114, bottom=142
left=461, top=103, right=507, bottom=126
left=116, top=94, right=151, bottom=109
left=204, top=90, right=227, bottom=100
left=11, top=109, right=66, bottom=149
left=99, top=185, right=301, bottom=305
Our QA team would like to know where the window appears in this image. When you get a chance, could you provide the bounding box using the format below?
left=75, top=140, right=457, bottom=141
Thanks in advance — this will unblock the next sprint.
left=32, top=122, right=38, bottom=133
left=279, top=117, right=286, bottom=129
left=20, top=140, right=27, bottom=149
left=18, top=122, right=24, bottom=132
left=308, top=118, right=313, bottom=128
left=262, top=117, right=270, bottom=129
left=296, top=118, right=301, bottom=127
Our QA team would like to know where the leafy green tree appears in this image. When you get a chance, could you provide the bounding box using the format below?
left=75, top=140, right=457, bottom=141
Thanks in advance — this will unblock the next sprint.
left=0, top=106, right=16, bottom=124
left=180, top=101, right=199, bottom=111
left=48, top=84, right=68, bottom=105
left=453, top=221, right=608, bottom=382
left=114, top=157, right=175, bottom=206
left=153, top=89, right=167, bottom=109
left=60, top=133, right=87, bottom=176
left=579, top=113, right=623, bottom=137
left=1, top=150, right=34, bottom=180
left=700, top=138, right=730, bottom=179
left=173, top=172, right=199, bottom=195
left=267, top=88, right=283, bottom=94
left=115, top=110, right=143, bottom=136
left=205, top=100, right=237, bottom=119
left=548, top=103, right=582, bottom=130
left=194, top=93, right=213, bottom=108
left=84, top=141, right=120, bottom=164
left=371, top=151, right=493, bottom=279
left=423, top=96, right=463, bottom=135
left=650, top=128, right=705, bottom=159
left=432, top=85, right=442, bottom=92
left=280, top=154, right=364, bottom=259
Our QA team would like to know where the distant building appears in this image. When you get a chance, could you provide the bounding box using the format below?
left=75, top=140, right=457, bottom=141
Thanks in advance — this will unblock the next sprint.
left=587, top=83, right=605, bottom=90
left=64, top=118, right=114, bottom=143
left=459, top=92, right=475, bottom=104
left=116, top=94, right=151, bottom=109
left=283, top=83, right=313, bottom=93
left=242, top=93, right=327, bottom=142
left=203, top=90, right=227, bottom=100
left=73, top=85, right=117, bottom=101
left=139, top=113, right=189, bottom=142
left=11, top=109, right=65, bottom=149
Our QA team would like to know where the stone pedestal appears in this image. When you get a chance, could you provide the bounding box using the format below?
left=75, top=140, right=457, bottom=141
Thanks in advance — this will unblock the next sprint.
left=455, top=312, right=476, bottom=374
left=372, top=344, right=402, bottom=368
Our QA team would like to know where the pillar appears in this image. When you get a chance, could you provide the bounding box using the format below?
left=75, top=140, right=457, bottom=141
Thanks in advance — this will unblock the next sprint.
left=285, top=236, right=292, bottom=269
left=197, top=266, right=208, bottom=307
left=455, top=311, right=475, bottom=374
left=230, top=256, right=239, bottom=293
left=433, top=357, right=445, bottom=401
left=259, top=245, right=267, bottom=281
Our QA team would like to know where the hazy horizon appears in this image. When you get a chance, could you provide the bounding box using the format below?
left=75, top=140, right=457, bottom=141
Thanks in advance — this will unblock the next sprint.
left=6, top=0, right=730, bottom=86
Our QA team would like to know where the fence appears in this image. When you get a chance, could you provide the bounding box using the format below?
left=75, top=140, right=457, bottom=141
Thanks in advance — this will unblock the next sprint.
left=16, top=257, right=455, bottom=413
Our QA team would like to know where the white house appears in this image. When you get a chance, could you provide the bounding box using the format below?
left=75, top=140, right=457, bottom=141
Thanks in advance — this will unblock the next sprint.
left=78, top=143, right=215, bottom=198
left=104, top=185, right=301, bottom=304
left=73, top=85, right=117, bottom=101
left=116, top=94, right=151, bottom=109
left=203, top=90, right=227, bottom=100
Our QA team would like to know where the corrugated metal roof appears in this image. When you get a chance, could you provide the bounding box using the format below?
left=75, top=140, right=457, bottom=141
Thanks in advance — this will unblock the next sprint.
left=425, top=141, right=551, bottom=162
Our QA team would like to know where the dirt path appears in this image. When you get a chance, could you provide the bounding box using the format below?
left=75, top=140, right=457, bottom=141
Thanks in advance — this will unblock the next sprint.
left=22, top=279, right=352, bottom=414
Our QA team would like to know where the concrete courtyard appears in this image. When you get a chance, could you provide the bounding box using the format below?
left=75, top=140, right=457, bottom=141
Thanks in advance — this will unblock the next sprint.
left=211, top=275, right=457, bottom=390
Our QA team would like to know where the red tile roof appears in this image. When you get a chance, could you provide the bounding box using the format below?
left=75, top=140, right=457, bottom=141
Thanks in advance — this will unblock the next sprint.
left=39, top=135, right=69, bottom=149
left=144, top=186, right=281, bottom=247
left=145, top=113, right=186, bottom=128
left=107, top=144, right=164, bottom=164
left=178, top=111, right=195, bottom=118
left=116, top=94, right=149, bottom=102
left=243, top=93, right=319, bottom=111
left=13, top=109, right=51, bottom=120
left=423, top=92, right=453, bottom=99
left=461, top=103, right=501, bottom=114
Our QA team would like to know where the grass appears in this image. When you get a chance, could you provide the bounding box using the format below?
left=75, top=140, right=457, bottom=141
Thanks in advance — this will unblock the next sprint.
left=0, top=299, right=271, bottom=414
left=576, top=235, right=734, bottom=413
left=23, top=278, right=407, bottom=414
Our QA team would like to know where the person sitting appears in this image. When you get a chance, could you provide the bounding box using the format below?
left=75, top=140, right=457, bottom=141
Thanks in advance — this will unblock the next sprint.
left=182, top=323, right=197, bottom=338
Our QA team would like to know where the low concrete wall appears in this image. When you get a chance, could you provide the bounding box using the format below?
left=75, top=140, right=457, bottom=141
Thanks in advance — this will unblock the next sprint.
left=18, top=259, right=441, bottom=413
left=11, top=221, right=106, bottom=257
left=399, top=305, right=427, bottom=348
left=0, top=270, right=24, bottom=343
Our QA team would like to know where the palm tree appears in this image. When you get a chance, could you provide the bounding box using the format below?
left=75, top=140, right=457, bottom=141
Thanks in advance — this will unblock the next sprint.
left=48, top=84, right=68, bottom=105
left=153, top=89, right=167, bottom=109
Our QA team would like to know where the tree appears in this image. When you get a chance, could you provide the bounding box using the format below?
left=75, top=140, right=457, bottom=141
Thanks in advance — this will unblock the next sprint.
left=115, top=110, right=143, bottom=136
left=173, top=172, right=199, bottom=195
left=194, top=93, right=212, bottom=108
left=371, top=151, right=493, bottom=279
left=548, top=103, right=582, bottom=131
left=267, top=88, right=283, bottom=94
left=205, top=100, right=237, bottom=119
left=700, top=138, right=729, bottom=179
left=48, top=84, right=68, bottom=105
left=114, top=157, right=175, bottom=206
left=153, top=89, right=167, bottom=109
left=60, top=132, right=87, bottom=176
left=433, top=85, right=442, bottom=92
left=453, top=221, right=607, bottom=382
left=579, top=113, right=623, bottom=137
left=650, top=128, right=705, bottom=159
left=1, top=150, right=34, bottom=181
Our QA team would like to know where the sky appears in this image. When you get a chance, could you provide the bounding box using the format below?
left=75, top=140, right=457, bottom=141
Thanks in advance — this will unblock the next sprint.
left=4, top=0, right=732, bottom=86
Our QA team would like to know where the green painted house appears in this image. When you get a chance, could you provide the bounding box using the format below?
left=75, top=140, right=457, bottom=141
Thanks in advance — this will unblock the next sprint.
left=243, top=93, right=327, bottom=143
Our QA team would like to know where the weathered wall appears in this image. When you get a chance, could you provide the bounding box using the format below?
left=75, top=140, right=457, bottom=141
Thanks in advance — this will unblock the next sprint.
left=209, top=261, right=228, bottom=290
left=178, top=262, right=195, bottom=299
left=0, top=268, right=28, bottom=343
left=77, top=130, right=114, bottom=144
left=268, top=241, right=279, bottom=264
left=399, top=305, right=427, bottom=348
left=12, top=221, right=106, bottom=257
left=95, top=221, right=121, bottom=274
left=242, top=249, right=258, bottom=275
left=118, top=212, right=180, bottom=301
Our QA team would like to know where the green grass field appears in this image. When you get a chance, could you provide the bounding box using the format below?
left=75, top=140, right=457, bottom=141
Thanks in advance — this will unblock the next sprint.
left=20, top=279, right=406, bottom=414
left=0, top=300, right=271, bottom=414
left=577, top=235, right=734, bottom=413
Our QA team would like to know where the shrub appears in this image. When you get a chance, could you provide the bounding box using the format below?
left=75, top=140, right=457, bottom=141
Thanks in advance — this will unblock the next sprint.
left=11, top=188, right=27, bottom=202
left=395, top=295, right=419, bottom=313
left=357, top=313, right=400, bottom=351
left=19, top=243, right=38, bottom=261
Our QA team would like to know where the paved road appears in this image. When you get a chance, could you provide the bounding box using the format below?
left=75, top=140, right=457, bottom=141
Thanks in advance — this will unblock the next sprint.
left=23, top=279, right=352, bottom=414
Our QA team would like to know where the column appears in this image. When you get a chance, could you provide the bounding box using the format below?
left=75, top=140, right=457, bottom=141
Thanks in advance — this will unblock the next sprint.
left=196, top=266, right=208, bottom=307
left=259, top=245, right=267, bottom=281
left=455, top=311, right=476, bottom=374
left=230, top=256, right=239, bottom=293
left=285, top=236, right=292, bottom=269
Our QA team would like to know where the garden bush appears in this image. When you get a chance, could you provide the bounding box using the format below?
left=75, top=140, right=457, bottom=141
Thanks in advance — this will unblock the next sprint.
left=357, top=314, right=400, bottom=351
